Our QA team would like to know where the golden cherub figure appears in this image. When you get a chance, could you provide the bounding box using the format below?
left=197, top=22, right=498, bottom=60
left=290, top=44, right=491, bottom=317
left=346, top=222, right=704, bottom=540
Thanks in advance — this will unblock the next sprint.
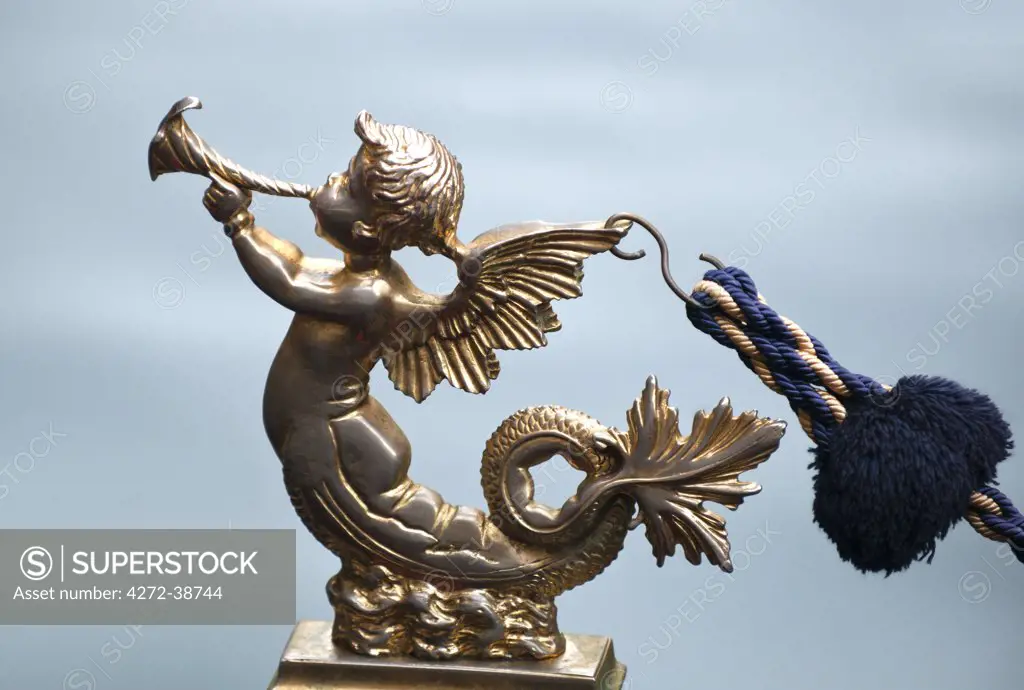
left=150, top=97, right=786, bottom=665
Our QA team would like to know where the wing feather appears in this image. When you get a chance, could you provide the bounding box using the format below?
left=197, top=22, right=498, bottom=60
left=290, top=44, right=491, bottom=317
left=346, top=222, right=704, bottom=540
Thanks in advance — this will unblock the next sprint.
left=382, top=220, right=627, bottom=400
left=382, top=344, right=443, bottom=403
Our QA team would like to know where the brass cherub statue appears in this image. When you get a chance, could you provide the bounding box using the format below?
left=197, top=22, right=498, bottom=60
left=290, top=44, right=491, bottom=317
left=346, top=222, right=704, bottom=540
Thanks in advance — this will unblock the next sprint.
left=149, top=97, right=786, bottom=679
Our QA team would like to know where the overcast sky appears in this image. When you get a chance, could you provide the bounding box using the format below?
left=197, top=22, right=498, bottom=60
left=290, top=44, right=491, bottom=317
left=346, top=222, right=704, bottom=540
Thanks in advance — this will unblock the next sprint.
left=1, top=0, right=1022, bottom=688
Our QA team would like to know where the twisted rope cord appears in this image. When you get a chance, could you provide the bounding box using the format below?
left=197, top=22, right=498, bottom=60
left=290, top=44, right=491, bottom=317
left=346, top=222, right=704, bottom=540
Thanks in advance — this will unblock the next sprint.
left=686, top=265, right=1024, bottom=563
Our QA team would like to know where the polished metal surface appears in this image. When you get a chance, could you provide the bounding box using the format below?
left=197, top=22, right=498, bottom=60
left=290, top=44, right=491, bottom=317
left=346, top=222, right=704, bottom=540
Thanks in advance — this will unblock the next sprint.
left=149, top=97, right=315, bottom=198
left=149, top=96, right=787, bottom=666
left=267, top=621, right=626, bottom=690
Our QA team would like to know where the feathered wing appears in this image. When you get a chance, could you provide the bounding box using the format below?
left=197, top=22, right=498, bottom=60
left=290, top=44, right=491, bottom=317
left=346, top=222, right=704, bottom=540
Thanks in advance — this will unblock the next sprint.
left=381, top=221, right=628, bottom=401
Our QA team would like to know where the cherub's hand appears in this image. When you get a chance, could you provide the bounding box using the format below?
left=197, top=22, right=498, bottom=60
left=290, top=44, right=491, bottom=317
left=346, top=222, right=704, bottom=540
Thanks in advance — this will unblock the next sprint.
left=202, top=174, right=252, bottom=224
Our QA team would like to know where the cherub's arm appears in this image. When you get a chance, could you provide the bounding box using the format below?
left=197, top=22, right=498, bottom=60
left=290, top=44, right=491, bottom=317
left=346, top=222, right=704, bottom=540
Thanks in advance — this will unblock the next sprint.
left=203, top=174, right=345, bottom=315
left=229, top=216, right=342, bottom=314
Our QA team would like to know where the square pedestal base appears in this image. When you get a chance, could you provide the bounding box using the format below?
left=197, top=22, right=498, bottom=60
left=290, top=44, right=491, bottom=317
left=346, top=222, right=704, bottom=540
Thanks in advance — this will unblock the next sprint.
left=267, top=620, right=627, bottom=689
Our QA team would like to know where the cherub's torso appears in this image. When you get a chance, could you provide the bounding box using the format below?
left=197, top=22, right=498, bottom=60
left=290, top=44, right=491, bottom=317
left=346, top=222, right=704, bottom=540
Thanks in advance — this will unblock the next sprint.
left=261, top=258, right=434, bottom=428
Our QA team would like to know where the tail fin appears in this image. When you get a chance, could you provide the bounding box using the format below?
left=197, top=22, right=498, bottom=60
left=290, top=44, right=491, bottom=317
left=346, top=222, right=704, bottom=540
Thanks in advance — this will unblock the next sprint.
left=613, top=377, right=786, bottom=571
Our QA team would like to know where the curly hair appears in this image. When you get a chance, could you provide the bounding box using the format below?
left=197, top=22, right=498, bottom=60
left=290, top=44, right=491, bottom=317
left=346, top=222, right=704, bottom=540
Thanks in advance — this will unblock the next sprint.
left=350, top=110, right=464, bottom=256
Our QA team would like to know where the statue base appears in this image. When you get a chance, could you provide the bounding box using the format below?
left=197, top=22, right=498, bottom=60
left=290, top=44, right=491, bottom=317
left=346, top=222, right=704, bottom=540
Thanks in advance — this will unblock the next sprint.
left=267, top=620, right=627, bottom=689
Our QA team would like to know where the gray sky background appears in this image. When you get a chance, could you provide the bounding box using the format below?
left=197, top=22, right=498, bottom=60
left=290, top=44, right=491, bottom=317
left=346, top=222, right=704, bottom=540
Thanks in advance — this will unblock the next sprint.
left=2, top=0, right=1023, bottom=688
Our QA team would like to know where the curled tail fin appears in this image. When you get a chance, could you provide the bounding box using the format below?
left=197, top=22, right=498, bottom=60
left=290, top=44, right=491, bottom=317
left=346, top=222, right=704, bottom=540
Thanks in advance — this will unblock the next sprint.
left=607, top=377, right=787, bottom=571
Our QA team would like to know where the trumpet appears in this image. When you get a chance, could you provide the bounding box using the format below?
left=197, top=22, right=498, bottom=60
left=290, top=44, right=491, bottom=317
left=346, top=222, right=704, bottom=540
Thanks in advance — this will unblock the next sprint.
left=148, top=96, right=315, bottom=199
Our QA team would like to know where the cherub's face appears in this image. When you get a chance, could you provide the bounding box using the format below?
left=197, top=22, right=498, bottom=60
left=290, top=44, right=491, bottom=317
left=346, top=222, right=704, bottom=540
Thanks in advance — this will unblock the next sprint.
left=310, top=167, right=379, bottom=256
left=312, top=146, right=464, bottom=263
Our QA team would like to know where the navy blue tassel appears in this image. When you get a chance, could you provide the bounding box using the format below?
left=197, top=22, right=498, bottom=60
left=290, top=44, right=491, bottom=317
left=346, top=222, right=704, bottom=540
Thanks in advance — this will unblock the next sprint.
left=684, top=263, right=1024, bottom=572
left=810, top=375, right=1013, bottom=574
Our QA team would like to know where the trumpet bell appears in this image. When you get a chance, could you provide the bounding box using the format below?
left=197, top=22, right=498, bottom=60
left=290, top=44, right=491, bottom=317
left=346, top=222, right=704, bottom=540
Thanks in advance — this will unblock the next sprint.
left=147, top=95, right=315, bottom=199
left=148, top=96, right=204, bottom=181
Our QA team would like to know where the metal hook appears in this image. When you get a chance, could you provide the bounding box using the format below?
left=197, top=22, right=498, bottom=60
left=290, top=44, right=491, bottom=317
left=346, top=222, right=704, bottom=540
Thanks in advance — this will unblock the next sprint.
left=604, top=213, right=724, bottom=310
